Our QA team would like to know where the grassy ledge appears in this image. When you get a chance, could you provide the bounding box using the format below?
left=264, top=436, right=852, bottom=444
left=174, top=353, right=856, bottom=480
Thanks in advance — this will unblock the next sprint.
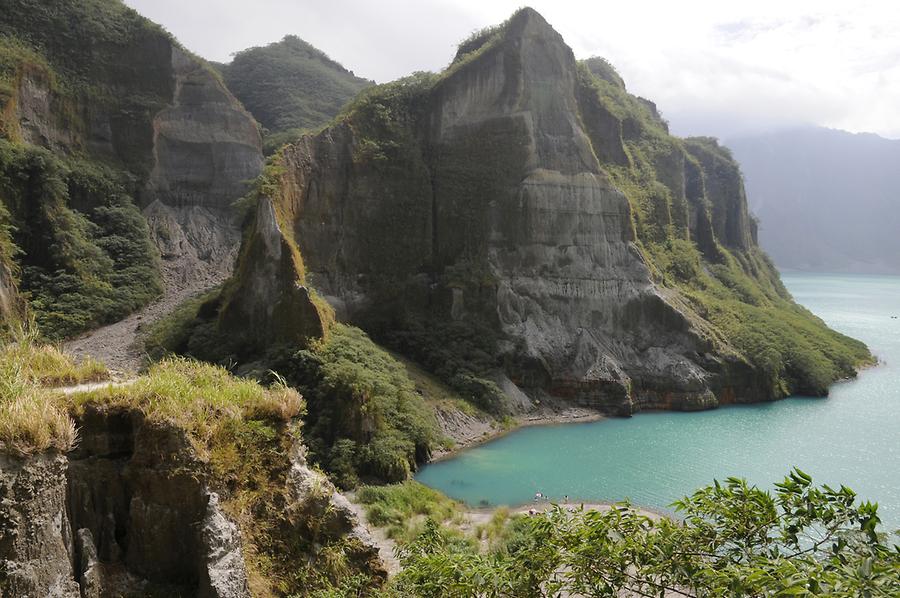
left=69, top=357, right=303, bottom=454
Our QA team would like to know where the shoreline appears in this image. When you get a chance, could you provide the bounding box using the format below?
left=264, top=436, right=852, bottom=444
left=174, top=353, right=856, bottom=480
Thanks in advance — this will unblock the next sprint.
left=429, top=404, right=605, bottom=462
left=465, top=500, right=673, bottom=522
left=428, top=354, right=881, bottom=464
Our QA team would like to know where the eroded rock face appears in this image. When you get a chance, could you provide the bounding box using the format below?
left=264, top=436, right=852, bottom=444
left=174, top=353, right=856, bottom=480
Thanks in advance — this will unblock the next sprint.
left=0, top=453, right=80, bottom=598
left=2, top=8, right=263, bottom=337
left=285, top=443, right=386, bottom=581
left=224, top=8, right=766, bottom=413
left=147, top=46, right=263, bottom=210
left=1, top=407, right=385, bottom=598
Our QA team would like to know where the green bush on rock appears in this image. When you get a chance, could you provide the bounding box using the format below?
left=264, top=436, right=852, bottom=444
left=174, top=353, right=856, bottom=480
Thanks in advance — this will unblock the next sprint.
left=0, top=140, right=161, bottom=340
left=272, top=324, right=438, bottom=487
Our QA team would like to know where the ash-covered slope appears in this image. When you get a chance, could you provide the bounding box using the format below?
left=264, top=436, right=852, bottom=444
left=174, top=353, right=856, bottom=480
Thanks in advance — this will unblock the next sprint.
left=0, top=0, right=263, bottom=340
left=216, top=8, right=869, bottom=414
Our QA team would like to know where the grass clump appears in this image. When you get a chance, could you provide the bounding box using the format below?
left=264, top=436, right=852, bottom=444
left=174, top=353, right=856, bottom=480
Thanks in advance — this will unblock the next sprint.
left=1, top=342, right=106, bottom=387
left=0, top=379, right=74, bottom=456
left=0, top=326, right=107, bottom=455
left=356, top=481, right=464, bottom=543
left=0, top=324, right=107, bottom=387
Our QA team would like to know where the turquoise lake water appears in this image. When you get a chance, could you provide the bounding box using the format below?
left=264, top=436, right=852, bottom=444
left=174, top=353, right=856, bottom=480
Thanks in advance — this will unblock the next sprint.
left=416, top=272, right=900, bottom=528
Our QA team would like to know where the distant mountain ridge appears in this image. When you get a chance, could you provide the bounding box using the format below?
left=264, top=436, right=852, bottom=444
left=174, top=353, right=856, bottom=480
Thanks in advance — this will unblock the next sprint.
left=218, top=35, right=372, bottom=152
left=728, top=127, right=900, bottom=275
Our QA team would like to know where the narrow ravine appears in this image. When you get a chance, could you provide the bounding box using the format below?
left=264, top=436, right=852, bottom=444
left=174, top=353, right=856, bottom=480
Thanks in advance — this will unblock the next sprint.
left=64, top=205, right=239, bottom=375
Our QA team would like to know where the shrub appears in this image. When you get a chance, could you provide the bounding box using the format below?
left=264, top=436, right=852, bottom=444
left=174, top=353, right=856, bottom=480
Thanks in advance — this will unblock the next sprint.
left=274, top=324, right=438, bottom=486
left=356, top=480, right=462, bottom=543
left=392, top=471, right=900, bottom=597
left=0, top=140, right=161, bottom=340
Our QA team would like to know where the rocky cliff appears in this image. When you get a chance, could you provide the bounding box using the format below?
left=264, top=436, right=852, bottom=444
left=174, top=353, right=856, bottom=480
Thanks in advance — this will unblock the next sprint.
left=217, top=8, right=869, bottom=414
left=0, top=0, right=263, bottom=340
left=0, top=360, right=385, bottom=597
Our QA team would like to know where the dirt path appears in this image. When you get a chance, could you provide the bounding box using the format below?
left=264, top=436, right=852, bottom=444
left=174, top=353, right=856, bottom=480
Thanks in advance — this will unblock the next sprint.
left=345, top=499, right=402, bottom=576
left=55, top=379, right=134, bottom=395
left=64, top=204, right=238, bottom=375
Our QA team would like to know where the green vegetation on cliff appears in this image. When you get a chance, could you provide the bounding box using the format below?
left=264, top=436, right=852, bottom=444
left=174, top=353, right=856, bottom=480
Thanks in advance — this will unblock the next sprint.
left=268, top=324, right=439, bottom=488
left=221, top=35, right=371, bottom=153
left=0, top=1, right=187, bottom=337
left=146, top=295, right=440, bottom=488
left=356, top=480, right=463, bottom=544
left=0, top=140, right=162, bottom=339
left=1, top=334, right=385, bottom=595
left=574, top=60, right=871, bottom=397
left=0, top=328, right=106, bottom=455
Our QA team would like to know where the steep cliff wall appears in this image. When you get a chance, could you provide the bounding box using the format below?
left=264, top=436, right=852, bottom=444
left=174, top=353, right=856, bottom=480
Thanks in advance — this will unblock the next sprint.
left=0, top=0, right=263, bottom=340
left=220, top=8, right=869, bottom=414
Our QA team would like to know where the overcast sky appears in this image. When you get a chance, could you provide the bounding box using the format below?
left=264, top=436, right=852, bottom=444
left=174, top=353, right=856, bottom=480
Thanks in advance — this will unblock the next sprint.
left=123, top=0, right=900, bottom=140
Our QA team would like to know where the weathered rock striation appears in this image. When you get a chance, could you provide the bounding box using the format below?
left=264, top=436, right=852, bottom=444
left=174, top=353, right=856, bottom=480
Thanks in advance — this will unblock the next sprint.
left=219, top=8, right=868, bottom=414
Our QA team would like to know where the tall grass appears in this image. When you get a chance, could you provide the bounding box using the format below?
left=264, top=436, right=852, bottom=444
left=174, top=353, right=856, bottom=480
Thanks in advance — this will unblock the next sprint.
left=0, top=326, right=107, bottom=386
left=71, top=357, right=304, bottom=452
left=356, top=480, right=462, bottom=542
left=0, top=325, right=91, bottom=455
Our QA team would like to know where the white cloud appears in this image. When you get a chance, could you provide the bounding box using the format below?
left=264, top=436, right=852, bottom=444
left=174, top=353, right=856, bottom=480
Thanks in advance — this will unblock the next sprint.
left=124, top=0, right=900, bottom=139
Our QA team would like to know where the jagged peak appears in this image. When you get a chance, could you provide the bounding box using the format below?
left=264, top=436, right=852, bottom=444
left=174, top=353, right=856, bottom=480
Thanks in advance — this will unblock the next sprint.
left=452, top=6, right=566, bottom=63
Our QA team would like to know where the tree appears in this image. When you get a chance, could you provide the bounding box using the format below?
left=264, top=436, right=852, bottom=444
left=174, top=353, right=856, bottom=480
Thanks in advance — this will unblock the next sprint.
left=390, top=470, right=900, bottom=597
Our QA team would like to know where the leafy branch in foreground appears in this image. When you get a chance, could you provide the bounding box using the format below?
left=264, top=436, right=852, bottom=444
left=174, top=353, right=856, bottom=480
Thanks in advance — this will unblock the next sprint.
left=389, top=470, right=899, bottom=597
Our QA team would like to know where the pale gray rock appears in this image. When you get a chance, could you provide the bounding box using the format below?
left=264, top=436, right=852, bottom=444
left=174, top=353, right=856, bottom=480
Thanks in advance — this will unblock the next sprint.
left=199, top=492, right=250, bottom=598
left=0, top=453, right=80, bottom=598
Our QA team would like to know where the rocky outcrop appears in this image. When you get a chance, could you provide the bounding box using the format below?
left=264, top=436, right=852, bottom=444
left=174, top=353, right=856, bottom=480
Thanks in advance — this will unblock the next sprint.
left=0, top=453, right=80, bottom=597
left=65, top=406, right=238, bottom=596
left=219, top=8, right=866, bottom=415
left=217, top=196, right=331, bottom=350
left=0, top=405, right=384, bottom=598
left=285, top=443, right=384, bottom=578
left=147, top=46, right=263, bottom=210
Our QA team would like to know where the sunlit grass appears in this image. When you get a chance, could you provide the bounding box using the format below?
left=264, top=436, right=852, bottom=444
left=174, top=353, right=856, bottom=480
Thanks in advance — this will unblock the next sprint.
left=356, top=480, right=463, bottom=543
left=70, top=357, right=304, bottom=453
